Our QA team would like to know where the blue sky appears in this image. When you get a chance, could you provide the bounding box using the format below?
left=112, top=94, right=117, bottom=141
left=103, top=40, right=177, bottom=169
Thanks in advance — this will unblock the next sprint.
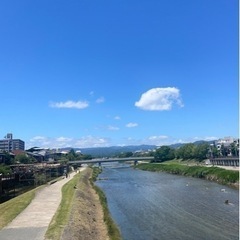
left=0, top=0, right=238, bottom=149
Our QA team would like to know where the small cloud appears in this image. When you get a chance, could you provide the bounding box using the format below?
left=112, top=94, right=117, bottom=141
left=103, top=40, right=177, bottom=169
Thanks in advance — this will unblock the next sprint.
left=75, top=136, right=110, bottom=148
left=30, top=136, right=46, bottom=142
left=56, top=137, right=72, bottom=142
left=89, top=91, right=94, bottom=96
left=126, top=122, right=138, bottom=128
left=107, top=125, right=120, bottom=131
left=146, top=135, right=171, bottom=146
left=49, top=100, right=89, bottom=109
left=28, top=136, right=51, bottom=148
left=135, top=87, right=184, bottom=111
left=96, top=97, right=105, bottom=104
left=114, top=116, right=121, bottom=120
left=148, top=135, right=168, bottom=140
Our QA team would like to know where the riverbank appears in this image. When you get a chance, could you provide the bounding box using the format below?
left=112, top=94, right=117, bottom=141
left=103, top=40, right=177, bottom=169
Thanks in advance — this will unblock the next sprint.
left=91, top=167, right=121, bottom=240
left=56, top=167, right=121, bottom=240
left=55, top=168, right=109, bottom=240
left=135, top=163, right=239, bottom=189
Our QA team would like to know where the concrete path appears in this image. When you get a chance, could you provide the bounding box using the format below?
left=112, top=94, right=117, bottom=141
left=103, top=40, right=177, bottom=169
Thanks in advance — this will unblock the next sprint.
left=0, top=170, right=80, bottom=240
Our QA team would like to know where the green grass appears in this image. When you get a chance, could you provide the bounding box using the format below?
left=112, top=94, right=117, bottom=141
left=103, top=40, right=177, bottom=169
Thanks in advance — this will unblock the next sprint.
left=91, top=167, right=122, bottom=240
left=46, top=167, right=121, bottom=240
left=45, top=173, right=80, bottom=240
left=135, top=163, right=239, bottom=188
left=0, top=187, right=39, bottom=229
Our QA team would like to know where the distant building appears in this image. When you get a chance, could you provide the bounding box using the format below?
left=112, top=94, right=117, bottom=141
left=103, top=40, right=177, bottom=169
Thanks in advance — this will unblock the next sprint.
left=0, top=133, right=25, bottom=152
left=214, top=137, right=239, bottom=157
left=215, top=137, right=237, bottom=148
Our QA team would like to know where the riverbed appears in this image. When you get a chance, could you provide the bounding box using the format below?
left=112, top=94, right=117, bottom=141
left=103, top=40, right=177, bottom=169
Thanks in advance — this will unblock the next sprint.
left=96, top=163, right=239, bottom=240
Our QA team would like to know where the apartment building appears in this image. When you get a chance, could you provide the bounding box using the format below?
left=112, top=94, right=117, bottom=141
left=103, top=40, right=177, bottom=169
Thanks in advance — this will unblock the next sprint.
left=0, top=133, right=25, bottom=152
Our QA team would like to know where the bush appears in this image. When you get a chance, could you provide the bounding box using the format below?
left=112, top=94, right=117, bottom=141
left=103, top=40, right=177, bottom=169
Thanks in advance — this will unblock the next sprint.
left=0, top=165, right=12, bottom=174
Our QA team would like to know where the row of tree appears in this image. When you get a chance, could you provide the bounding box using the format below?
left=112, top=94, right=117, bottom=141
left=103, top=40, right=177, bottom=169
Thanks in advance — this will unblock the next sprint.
left=153, top=142, right=239, bottom=162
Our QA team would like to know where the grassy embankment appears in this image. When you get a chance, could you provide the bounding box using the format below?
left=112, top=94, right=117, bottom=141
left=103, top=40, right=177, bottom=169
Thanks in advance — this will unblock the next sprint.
left=0, top=187, right=39, bottom=229
left=45, top=168, right=121, bottom=240
left=90, top=167, right=122, bottom=240
left=135, top=162, right=239, bottom=189
left=45, top=173, right=80, bottom=240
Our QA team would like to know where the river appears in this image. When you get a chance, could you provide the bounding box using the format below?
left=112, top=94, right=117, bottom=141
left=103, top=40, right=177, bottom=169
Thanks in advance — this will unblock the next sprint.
left=95, top=163, right=239, bottom=240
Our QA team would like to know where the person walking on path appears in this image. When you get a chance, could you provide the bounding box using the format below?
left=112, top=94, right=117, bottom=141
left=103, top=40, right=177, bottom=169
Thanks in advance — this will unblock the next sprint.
left=0, top=170, right=80, bottom=240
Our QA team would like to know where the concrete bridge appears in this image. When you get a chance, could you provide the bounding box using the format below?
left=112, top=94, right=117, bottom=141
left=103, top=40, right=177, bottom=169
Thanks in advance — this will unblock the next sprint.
left=69, top=156, right=154, bottom=166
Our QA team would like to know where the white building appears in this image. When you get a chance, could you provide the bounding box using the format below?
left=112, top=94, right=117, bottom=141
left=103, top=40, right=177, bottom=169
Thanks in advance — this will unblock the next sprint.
left=215, top=137, right=239, bottom=156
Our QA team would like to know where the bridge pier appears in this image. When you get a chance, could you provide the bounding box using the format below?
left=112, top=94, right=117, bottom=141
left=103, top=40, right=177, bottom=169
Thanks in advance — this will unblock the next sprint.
left=98, top=162, right=102, bottom=167
left=134, top=160, right=138, bottom=166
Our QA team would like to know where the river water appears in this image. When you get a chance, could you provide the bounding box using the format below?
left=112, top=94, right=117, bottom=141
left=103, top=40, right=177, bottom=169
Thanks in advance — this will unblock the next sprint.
left=95, top=163, right=239, bottom=240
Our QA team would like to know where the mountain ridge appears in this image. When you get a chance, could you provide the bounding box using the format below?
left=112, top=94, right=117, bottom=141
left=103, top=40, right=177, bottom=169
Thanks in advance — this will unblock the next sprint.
left=57, top=140, right=215, bottom=157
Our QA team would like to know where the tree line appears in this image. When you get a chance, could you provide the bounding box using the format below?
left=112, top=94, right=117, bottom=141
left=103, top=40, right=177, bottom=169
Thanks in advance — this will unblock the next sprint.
left=153, top=142, right=239, bottom=162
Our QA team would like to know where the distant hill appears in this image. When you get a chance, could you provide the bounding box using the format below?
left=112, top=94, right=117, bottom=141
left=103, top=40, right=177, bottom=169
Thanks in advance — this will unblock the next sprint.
left=170, top=140, right=216, bottom=149
left=55, top=140, right=216, bottom=157
left=59, top=145, right=157, bottom=157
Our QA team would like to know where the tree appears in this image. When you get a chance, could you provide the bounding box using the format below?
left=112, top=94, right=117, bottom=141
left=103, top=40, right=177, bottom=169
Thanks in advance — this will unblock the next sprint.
left=67, top=149, right=77, bottom=161
left=118, top=152, right=134, bottom=158
left=15, top=154, right=33, bottom=164
left=193, top=143, right=209, bottom=161
left=154, top=146, right=175, bottom=162
left=77, top=154, right=92, bottom=160
left=175, top=143, right=195, bottom=160
left=2, top=152, right=14, bottom=165
left=220, top=144, right=228, bottom=157
left=0, top=164, right=12, bottom=174
left=230, top=143, right=239, bottom=157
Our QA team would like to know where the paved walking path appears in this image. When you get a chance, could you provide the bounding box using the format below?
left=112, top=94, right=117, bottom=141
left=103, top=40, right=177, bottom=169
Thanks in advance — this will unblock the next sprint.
left=0, top=170, right=82, bottom=240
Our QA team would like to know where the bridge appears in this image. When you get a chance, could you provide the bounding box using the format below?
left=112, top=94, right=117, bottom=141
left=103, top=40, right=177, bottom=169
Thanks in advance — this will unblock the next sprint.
left=69, top=156, right=154, bottom=166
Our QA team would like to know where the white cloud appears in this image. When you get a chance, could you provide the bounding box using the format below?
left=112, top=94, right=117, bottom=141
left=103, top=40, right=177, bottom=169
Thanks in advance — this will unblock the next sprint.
left=107, top=125, right=120, bottom=131
left=28, top=136, right=51, bottom=148
left=126, top=122, right=138, bottom=128
left=26, top=134, right=219, bottom=150
left=146, top=135, right=170, bottom=145
left=148, top=135, right=168, bottom=140
left=74, top=136, right=110, bottom=148
left=135, top=87, right=184, bottom=111
left=29, top=136, right=46, bottom=142
left=56, top=137, right=72, bottom=142
left=27, top=135, right=111, bottom=149
left=49, top=100, right=89, bottom=109
left=114, top=116, right=121, bottom=120
left=96, top=97, right=105, bottom=104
